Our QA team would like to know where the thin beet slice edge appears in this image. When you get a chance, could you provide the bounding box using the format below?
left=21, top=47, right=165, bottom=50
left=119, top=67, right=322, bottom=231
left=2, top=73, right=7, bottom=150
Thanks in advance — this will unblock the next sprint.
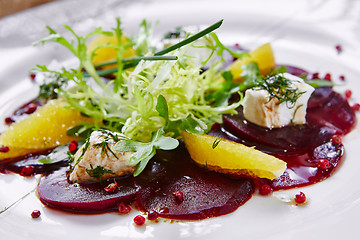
left=134, top=145, right=254, bottom=220
left=38, top=167, right=137, bottom=213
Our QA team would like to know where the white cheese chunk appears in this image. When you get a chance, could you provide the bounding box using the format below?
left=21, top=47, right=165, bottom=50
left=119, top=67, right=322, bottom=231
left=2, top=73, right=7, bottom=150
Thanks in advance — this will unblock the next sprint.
left=69, top=131, right=136, bottom=183
left=242, top=73, right=314, bottom=128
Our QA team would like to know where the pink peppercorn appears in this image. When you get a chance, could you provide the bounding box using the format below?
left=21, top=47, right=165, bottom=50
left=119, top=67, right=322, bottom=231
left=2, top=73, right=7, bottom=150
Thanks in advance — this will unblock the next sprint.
left=324, top=73, right=332, bottom=81
left=173, top=190, right=184, bottom=202
left=259, top=184, right=272, bottom=196
left=345, top=90, right=352, bottom=99
left=24, top=103, right=38, bottom=114
left=117, top=202, right=131, bottom=214
left=20, top=165, right=35, bottom=176
left=352, top=103, right=360, bottom=112
left=295, top=192, right=306, bottom=204
left=317, top=159, right=330, bottom=170
left=134, top=215, right=146, bottom=226
left=104, top=182, right=117, bottom=192
left=29, top=73, right=36, bottom=81
left=335, top=44, right=342, bottom=54
left=0, top=146, right=10, bottom=153
left=331, top=135, right=342, bottom=144
left=31, top=210, right=41, bottom=218
left=68, top=142, right=77, bottom=152
left=4, top=117, right=15, bottom=125
left=147, top=211, right=159, bottom=220
left=312, top=72, right=319, bottom=80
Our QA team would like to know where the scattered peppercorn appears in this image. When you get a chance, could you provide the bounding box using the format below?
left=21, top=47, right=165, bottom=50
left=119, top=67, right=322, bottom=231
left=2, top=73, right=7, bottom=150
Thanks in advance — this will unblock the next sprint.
left=339, top=75, right=345, bottom=81
left=134, top=215, right=146, bottom=226
left=31, top=210, right=41, bottom=218
left=311, top=72, right=319, bottom=80
left=294, top=192, right=306, bottom=204
left=147, top=211, right=159, bottom=220
left=104, top=182, right=117, bottom=192
left=117, top=202, right=131, bottom=214
left=24, top=103, right=38, bottom=114
left=0, top=145, right=10, bottom=153
left=317, top=159, right=330, bottom=170
left=4, top=117, right=15, bottom=125
left=29, top=73, right=36, bottom=81
left=352, top=103, right=360, bottom=112
left=68, top=142, right=77, bottom=152
left=20, top=165, right=35, bottom=176
left=173, top=190, right=184, bottom=202
left=331, top=135, right=342, bottom=144
left=259, top=184, right=272, bottom=196
left=345, top=89, right=352, bottom=99
left=335, top=44, right=342, bottom=54
left=324, top=73, right=332, bottom=81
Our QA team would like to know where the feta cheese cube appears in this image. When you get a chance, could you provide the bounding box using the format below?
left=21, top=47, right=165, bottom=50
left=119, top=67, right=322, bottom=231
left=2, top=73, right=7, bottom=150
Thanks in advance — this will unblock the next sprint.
left=242, top=73, right=314, bottom=128
left=69, top=131, right=136, bottom=183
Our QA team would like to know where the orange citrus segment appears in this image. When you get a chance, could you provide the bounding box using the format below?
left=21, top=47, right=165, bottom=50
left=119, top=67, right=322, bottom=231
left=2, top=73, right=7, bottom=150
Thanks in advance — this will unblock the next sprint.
left=181, top=131, right=286, bottom=180
left=0, top=99, right=93, bottom=160
left=88, top=34, right=136, bottom=70
left=228, top=43, right=276, bottom=82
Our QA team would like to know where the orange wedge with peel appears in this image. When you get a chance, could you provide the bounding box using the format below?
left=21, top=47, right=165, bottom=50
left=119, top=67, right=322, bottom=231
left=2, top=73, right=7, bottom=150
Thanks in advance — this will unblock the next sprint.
left=181, top=131, right=286, bottom=180
left=229, top=43, right=276, bottom=82
left=0, top=99, right=93, bottom=161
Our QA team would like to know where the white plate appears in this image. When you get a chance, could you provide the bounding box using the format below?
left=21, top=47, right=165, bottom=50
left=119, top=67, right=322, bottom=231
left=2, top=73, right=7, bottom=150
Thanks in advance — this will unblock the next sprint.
left=1, top=0, right=360, bottom=239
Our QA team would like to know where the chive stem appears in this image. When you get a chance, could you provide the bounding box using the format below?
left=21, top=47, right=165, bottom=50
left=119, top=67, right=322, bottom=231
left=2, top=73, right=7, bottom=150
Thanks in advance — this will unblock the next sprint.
left=95, top=55, right=178, bottom=68
left=88, top=19, right=223, bottom=77
left=154, top=19, right=223, bottom=56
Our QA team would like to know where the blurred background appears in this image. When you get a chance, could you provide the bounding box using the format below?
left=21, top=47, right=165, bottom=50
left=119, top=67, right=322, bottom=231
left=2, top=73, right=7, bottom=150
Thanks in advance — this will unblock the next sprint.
left=0, top=0, right=55, bottom=18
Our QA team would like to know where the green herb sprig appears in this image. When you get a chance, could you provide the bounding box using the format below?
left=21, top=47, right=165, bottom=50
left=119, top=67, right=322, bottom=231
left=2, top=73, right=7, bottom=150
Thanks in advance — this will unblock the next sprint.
left=115, top=128, right=179, bottom=176
left=85, top=164, right=115, bottom=182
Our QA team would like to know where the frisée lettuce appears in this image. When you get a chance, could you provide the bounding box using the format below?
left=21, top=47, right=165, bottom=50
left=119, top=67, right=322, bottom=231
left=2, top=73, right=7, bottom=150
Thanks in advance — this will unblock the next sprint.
left=32, top=19, right=244, bottom=176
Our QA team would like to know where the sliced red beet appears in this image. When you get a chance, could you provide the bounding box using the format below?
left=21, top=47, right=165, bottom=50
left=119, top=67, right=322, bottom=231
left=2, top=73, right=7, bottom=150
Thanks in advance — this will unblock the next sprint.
left=269, top=141, right=344, bottom=190
left=38, top=168, right=136, bottom=213
left=306, top=92, right=356, bottom=135
left=134, top=146, right=254, bottom=220
left=209, top=86, right=354, bottom=189
left=222, top=108, right=335, bottom=153
left=1, top=150, right=66, bottom=175
left=221, top=87, right=356, bottom=152
left=307, top=87, right=334, bottom=108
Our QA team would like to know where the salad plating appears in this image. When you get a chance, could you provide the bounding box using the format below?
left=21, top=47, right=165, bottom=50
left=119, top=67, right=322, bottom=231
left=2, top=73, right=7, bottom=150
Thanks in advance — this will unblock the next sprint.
left=0, top=19, right=358, bottom=222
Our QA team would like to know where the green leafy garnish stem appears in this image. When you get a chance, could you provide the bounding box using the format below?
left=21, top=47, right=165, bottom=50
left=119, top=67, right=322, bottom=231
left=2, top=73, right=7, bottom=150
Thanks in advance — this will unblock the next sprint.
left=155, top=19, right=223, bottom=56
left=0, top=187, right=36, bottom=215
left=115, top=128, right=179, bottom=176
left=95, top=56, right=178, bottom=68
left=93, top=19, right=224, bottom=76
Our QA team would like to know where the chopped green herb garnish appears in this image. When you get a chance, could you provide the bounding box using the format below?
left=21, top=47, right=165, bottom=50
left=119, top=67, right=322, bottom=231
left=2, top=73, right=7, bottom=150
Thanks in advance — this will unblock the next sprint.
left=257, top=74, right=306, bottom=108
left=212, top=138, right=222, bottom=149
left=85, top=164, right=115, bottom=182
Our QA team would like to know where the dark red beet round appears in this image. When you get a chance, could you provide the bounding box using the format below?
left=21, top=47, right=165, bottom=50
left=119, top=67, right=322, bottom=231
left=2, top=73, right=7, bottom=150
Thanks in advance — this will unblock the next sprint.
left=38, top=168, right=136, bottom=213
left=306, top=92, right=356, bottom=135
left=134, top=146, right=254, bottom=220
